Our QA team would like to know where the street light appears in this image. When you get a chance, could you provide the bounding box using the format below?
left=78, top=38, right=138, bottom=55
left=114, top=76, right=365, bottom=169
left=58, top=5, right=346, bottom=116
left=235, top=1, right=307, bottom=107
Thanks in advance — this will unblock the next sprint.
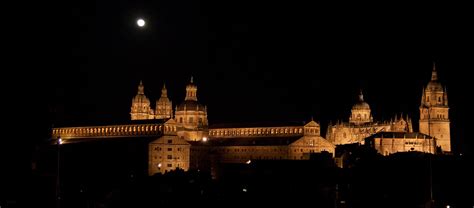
left=56, top=136, right=62, bottom=208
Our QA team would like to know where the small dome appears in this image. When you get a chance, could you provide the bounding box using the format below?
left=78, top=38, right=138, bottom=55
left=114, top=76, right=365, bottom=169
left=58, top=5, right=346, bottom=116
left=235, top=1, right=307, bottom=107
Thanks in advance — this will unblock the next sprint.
left=177, top=100, right=205, bottom=111
left=352, top=91, right=370, bottom=110
left=353, top=101, right=370, bottom=110
left=133, top=94, right=150, bottom=105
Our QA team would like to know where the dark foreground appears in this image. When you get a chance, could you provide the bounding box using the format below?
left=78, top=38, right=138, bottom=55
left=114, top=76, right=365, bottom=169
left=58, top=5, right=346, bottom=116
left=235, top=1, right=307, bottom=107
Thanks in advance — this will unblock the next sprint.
left=3, top=139, right=473, bottom=208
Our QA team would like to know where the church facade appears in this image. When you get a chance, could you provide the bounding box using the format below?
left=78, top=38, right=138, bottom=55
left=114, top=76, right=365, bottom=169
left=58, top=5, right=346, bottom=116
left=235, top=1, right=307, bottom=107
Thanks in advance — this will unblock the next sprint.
left=52, top=64, right=451, bottom=175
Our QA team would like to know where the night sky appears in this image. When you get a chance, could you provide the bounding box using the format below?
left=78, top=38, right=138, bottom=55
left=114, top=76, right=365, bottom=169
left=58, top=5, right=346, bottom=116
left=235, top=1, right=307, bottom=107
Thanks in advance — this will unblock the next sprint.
left=4, top=2, right=472, bottom=153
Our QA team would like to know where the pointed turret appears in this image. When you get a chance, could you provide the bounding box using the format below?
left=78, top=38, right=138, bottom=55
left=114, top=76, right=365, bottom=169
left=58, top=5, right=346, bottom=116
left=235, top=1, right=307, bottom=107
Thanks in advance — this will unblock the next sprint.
left=421, top=87, right=426, bottom=106
left=431, top=62, right=438, bottom=81
left=444, top=87, right=448, bottom=105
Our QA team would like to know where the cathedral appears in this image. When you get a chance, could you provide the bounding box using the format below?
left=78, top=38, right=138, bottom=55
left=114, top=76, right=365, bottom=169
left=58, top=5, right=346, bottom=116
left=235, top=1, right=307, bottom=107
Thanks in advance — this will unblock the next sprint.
left=52, top=64, right=451, bottom=175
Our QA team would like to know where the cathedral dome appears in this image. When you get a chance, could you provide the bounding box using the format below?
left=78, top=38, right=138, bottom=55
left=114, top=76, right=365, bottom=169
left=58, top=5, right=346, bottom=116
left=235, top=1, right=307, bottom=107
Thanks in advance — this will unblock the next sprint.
left=352, top=101, right=370, bottom=110
left=352, top=92, right=370, bottom=110
left=133, top=94, right=150, bottom=104
left=177, top=100, right=205, bottom=111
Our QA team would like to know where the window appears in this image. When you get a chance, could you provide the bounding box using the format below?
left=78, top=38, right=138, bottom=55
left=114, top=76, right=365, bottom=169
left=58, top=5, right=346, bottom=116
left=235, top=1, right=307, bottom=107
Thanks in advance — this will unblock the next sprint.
left=438, top=97, right=441, bottom=102
left=179, top=117, right=183, bottom=123
left=178, top=148, right=181, bottom=151
left=167, top=139, right=172, bottom=144
left=199, top=118, right=203, bottom=123
left=167, top=164, right=172, bottom=167
left=189, top=117, right=193, bottom=123
left=167, top=155, right=172, bottom=159
left=167, top=148, right=172, bottom=151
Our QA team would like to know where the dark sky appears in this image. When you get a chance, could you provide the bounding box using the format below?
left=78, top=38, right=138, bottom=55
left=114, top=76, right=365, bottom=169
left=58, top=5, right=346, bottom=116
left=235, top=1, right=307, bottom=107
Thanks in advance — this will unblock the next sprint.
left=7, top=1, right=472, bottom=153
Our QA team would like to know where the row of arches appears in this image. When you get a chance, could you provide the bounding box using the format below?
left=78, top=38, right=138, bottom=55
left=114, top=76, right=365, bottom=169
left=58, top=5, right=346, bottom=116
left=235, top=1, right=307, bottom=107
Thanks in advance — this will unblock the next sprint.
left=53, top=124, right=163, bottom=137
left=209, top=127, right=304, bottom=137
left=164, top=125, right=177, bottom=132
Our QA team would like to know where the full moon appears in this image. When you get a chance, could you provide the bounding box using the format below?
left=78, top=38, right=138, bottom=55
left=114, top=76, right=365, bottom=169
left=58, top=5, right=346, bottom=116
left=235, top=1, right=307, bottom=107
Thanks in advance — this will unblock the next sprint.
left=137, top=19, right=145, bottom=27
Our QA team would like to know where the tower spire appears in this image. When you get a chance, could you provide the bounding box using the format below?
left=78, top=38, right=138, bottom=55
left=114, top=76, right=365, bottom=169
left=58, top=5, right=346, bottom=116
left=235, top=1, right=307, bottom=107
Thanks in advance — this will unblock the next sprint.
left=431, top=62, right=438, bottom=81
left=161, top=83, right=167, bottom=98
left=138, top=80, right=144, bottom=94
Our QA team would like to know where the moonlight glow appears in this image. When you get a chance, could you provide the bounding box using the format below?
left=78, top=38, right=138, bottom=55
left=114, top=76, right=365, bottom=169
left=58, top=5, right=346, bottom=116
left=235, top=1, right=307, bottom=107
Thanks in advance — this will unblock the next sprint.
left=137, top=19, right=145, bottom=27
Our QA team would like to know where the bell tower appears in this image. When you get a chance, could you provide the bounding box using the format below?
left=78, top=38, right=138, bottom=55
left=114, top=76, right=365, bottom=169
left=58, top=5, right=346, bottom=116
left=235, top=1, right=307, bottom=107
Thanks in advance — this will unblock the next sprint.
left=419, top=63, right=451, bottom=152
left=155, top=83, right=173, bottom=119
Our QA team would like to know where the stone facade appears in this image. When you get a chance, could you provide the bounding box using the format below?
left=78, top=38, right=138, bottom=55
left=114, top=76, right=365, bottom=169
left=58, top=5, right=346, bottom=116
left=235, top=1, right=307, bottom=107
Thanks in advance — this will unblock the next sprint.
left=365, top=132, right=436, bottom=156
left=148, top=135, right=190, bottom=175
